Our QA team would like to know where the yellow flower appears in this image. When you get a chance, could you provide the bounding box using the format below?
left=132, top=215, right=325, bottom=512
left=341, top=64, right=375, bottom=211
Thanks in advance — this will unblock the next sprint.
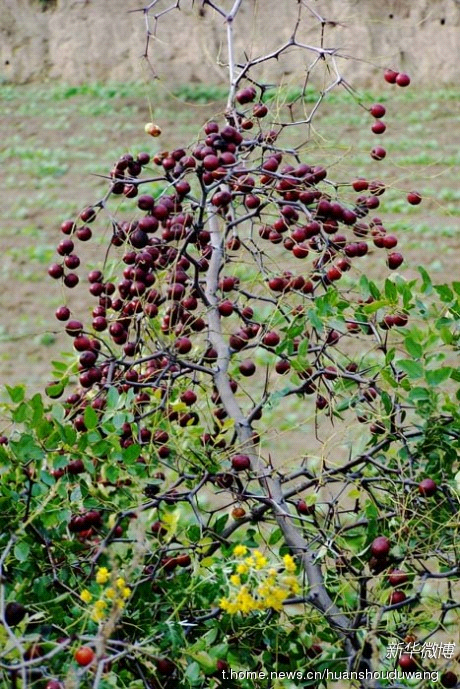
left=115, top=598, right=125, bottom=609
left=80, top=589, right=93, bottom=604
left=233, top=545, right=247, bottom=558
left=282, top=554, right=296, bottom=573
left=266, top=573, right=276, bottom=586
left=121, top=587, right=131, bottom=599
left=105, top=587, right=116, bottom=600
left=115, top=577, right=126, bottom=589
left=283, top=576, right=300, bottom=594
left=96, top=567, right=110, bottom=584
left=254, top=550, right=268, bottom=569
left=263, top=586, right=287, bottom=611
left=220, top=585, right=260, bottom=616
left=219, top=597, right=229, bottom=610
left=257, top=582, right=270, bottom=598
left=91, top=599, right=107, bottom=621
left=235, top=586, right=256, bottom=614
left=219, top=597, right=236, bottom=613
left=220, top=547, right=300, bottom=616
left=225, top=600, right=239, bottom=614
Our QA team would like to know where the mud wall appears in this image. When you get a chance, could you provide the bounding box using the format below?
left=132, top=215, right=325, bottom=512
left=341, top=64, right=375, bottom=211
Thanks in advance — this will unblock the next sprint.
left=1, top=0, right=459, bottom=87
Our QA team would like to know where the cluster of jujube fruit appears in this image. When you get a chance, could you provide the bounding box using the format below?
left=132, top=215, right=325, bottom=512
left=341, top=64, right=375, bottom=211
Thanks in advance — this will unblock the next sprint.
left=46, top=74, right=422, bottom=462
left=369, top=537, right=414, bottom=614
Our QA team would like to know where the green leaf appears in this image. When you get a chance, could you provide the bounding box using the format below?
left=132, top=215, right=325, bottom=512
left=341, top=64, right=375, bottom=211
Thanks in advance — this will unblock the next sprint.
left=385, top=348, right=396, bottom=366
left=10, top=434, right=44, bottom=462
left=51, top=404, right=65, bottom=424
left=202, top=628, right=218, bottom=646
left=380, top=368, right=398, bottom=389
left=418, top=266, right=433, bottom=293
left=45, top=381, right=65, bottom=399
left=31, top=394, right=45, bottom=427
left=335, top=398, right=354, bottom=412
left=359, top=274, right=370, bottom=295
left=450, top=368, right=460, bottom=381
left=105, top=386, right=120, bottom=410
left=41, top=508, right=71, bottom=529
left=396, top=278, right=416, bottom=309
left=380, top=391, right=393, bottom=415
left=14, top=541, right=30, bottom=563
left=105, top=465, right=119, bottom=484
left=212, top=514, right=229, bottom=534
left=425, top=367, right=453, bottom=387
left=341, top=533, right=366, bottom=554
left=209, top=643, right=229, bottom=660
left=268, top=527, right=283, bottom=545
left=439, top=326, right=455, bottom=345
left=86, top=431, right=101, bottom=446
left=12, top=402, right=28, bottom=424
left=190, top=651, right=216, bottom=674
left=399, top=377, right=411, bottom=391
left=122, top=443, right=141, bottom=463
left=187, top=525, right=201, bottom=542
left=6, top=385, right=25, bottom=403
left=307, top=308, right=323, bottom=331
left=70, top=484, right=82, bottom=502
left=362, top=300, right=388, bottom=314
left=298, top=337, right=309, bottom=358
left=434, top=284, right=454, bottom=303
left=83, top=406, right=98, bottom=430
left=384, top=279, right=398, bottom=303
left=39, top=470, right=55, bottom=487
left=408, top=387, right=430, bottom=402
left=404, top=337, right=423, bottom=359
left=395, top=359, right=424, bottom=379
left=266, top=388, right=291, bottom=410
left=113, top=412, right=130, bottom=428
left=184, top=661, right=201, bottom=684
left=51, top=360, right=69, bottom=373
left=63, top=424, right=77, bottom=446
left=369, top=281, right=381, bottom=301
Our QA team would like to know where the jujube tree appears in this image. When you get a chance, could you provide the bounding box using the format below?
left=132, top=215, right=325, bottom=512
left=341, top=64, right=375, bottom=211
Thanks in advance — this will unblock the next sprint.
left=0, top=2, right=458, bottom=688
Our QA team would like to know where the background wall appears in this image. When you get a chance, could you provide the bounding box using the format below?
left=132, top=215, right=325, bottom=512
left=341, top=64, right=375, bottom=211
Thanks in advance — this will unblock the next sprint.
left=1, top=0, right=459, bottom=87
